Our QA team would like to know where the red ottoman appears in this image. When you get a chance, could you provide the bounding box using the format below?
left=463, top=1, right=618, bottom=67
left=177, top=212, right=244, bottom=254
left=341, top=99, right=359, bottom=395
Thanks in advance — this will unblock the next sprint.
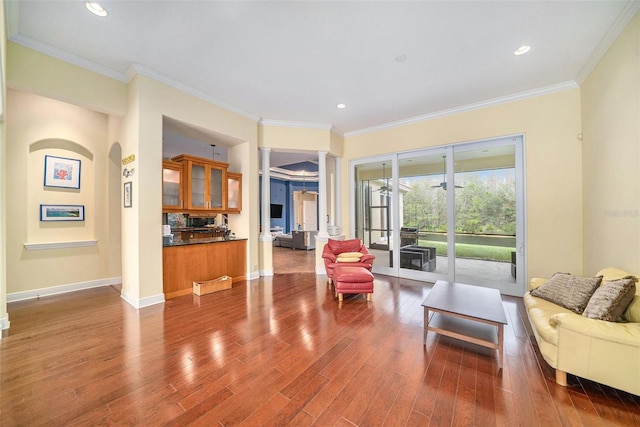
left=333, top=266, right=374, bottom=302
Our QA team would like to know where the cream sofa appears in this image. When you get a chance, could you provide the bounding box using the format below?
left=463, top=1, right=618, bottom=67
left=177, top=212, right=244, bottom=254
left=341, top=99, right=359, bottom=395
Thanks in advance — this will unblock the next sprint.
left=524, top=268, right=640, bottom=395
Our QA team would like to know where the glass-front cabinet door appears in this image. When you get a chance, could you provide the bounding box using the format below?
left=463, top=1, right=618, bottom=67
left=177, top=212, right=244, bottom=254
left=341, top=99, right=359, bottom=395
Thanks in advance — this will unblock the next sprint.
left=209, top=166, right=224, bottom=209
left=190, top=162, right=207, bottom=209
left=162, top=160, right=183, bottom=210
left=227, top=172, right=242, bottom=213
left=173, top=154, right=228, bottom=212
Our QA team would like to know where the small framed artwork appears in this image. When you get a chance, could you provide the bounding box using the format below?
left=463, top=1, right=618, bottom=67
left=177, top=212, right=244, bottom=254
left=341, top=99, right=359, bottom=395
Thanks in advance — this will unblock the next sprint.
left=44, top=155, right=81, bottom=189
left=40, top=204, right=85, bottom=221
left=124, top=181, right=133, bottom=208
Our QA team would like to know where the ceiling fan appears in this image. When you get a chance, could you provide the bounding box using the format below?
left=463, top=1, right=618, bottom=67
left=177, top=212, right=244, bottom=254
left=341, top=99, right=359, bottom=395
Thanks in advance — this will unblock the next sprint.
left=300, top=170, right=318, bottom=195
left=432, top=156, right=464, bottom=190
left=375, top=163, right=392, bottom=196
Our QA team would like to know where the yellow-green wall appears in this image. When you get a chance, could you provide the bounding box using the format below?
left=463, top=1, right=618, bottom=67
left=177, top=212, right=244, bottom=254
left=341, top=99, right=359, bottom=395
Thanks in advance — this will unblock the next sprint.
left=1, top=0, right=9, bottom=332
left=581, top=12, right=640, bottom=275
left=4, top=43, right=259, bottom=306
left=6, top=89, right=115, bottom=293
left=7, top=42, right=127, bottom=116
left=120, top=75, right=258, bottom=303
left=261, top=124, right=332, bottom=152
left=343, top=88, right=584, bottom=282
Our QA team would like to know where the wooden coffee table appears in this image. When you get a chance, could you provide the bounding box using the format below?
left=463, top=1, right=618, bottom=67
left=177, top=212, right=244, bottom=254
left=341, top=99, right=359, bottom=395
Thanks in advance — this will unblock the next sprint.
left=422, top=280, right=508, bottom=368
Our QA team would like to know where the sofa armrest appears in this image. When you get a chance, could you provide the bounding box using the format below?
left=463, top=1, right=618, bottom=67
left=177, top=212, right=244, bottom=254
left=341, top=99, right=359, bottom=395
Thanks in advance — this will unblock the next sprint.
left=530, top=277, right=547, bottom=290
left=321, top=246, right=337, bottom=262
left=360, top=253, right=375, bottom=264
left=550, top=313, right=640, bottom=347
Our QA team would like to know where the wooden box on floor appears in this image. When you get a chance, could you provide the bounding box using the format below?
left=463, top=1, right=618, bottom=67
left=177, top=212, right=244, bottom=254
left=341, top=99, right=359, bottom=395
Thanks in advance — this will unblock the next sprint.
left=193, top=275, right=232, bottom=296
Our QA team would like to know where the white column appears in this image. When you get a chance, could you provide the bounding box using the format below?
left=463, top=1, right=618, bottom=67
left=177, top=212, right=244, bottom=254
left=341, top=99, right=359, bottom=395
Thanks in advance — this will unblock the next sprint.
left=317, top=151, right=329, bottom=238
left=334, top=157, right=342, bottom=230
left=260, top=148, right=272, bottom=240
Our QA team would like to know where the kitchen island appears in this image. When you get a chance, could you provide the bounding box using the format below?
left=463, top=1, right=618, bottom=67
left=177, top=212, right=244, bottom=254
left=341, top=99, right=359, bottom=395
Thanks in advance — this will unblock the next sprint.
left=163, top=238, right=247, bottom=299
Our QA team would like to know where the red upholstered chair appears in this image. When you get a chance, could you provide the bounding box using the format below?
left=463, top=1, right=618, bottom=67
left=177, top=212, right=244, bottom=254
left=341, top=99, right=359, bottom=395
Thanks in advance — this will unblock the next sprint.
left=322, top=238, right=375, bottom=283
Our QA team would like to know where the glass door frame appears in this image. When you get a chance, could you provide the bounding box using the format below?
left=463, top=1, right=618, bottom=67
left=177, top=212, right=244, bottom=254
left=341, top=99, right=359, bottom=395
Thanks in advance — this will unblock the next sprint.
left=349, top=134, right=527, bottom=297
left=350, top=155, right=397, bottom=277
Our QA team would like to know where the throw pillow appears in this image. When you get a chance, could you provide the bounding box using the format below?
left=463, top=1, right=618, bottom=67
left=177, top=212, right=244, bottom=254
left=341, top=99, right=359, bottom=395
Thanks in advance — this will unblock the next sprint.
left=339, top=252, right=363, bottom=259
left=583, top=276, right=637, bottom=322
left=530, top=273, right=602, bottom=314
left=336, top=256, right=361, bottom=263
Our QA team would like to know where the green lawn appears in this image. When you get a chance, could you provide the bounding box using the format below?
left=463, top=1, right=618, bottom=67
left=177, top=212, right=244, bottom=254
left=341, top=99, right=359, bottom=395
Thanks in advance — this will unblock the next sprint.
left=417, top=240, right=513, bottom=262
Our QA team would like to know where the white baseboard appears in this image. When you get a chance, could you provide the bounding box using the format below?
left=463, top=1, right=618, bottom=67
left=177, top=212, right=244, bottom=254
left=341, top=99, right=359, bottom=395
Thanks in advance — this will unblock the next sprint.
left=259, top=269, right=273, bottom=277
left=0, top=316, right=10, bottom=337
left=120, top=291, right=165, bottom=309
left=7, top=277, right=122, bottom=303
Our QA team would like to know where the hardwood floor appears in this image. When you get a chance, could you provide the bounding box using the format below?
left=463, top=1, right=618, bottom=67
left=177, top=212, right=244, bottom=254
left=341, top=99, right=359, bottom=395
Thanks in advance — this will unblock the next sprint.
left=273, top=246, right=316, bottom=273
left=1, top=274, right=639, bottom=426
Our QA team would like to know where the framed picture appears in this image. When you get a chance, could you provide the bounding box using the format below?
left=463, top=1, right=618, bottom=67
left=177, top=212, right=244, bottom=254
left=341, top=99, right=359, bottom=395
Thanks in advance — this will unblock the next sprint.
left=44, top=155, right=81, bottom=189
left=124, top=181, right=132, bottom=208
left=40, top=204, right=85, bottom=221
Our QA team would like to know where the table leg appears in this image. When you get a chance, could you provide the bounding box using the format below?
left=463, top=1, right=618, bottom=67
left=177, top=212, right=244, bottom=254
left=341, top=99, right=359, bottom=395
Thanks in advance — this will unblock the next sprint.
left=497, top=323, right=504, bottom=369
left=423, top=307, right=429, bottom=345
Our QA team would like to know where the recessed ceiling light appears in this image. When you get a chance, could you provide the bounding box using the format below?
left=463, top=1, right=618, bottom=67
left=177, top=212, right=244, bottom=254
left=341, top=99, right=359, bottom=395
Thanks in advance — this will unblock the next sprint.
left=85, top=2, right=108, bottom=17
left=336, top=103, right=346, bottom=109
left=514, top=45, right=531, bottom=56
left=395, top=54, right=407, bottom=63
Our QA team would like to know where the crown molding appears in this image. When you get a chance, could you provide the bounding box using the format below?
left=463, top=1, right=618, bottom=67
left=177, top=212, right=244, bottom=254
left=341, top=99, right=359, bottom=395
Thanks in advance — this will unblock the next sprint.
left=259, top=119, right=333, bottom=130
left=9, top=34, right=127, bottom=82
left=7, top=34, right=261, bottom=123
left=126, top=64, right=261, bottom=122
left=575, top=0, right=640, bottom=83
left=344, top=81, right=579, bottom=138
left=262, top=166, right=319, bottom=182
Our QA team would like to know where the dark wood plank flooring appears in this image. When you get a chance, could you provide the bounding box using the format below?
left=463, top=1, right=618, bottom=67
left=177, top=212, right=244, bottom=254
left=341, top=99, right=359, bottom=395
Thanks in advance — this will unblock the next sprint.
left=1, top=273, right=639, bottom=426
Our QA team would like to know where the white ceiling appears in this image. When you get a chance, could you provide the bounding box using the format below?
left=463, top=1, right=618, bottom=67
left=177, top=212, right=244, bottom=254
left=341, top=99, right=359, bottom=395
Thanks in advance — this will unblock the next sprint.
left=7, top=1, right=638, bottom=137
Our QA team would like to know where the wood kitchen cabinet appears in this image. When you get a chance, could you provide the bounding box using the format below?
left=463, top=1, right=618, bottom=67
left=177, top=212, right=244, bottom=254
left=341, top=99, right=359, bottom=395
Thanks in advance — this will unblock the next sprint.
left=172, top=154, right=228, bottom=213
left=227, top=172, right=242, bottom=214
left=162, top=160, right=183, bottom=211
left=163, top=239, right=247, bottom=299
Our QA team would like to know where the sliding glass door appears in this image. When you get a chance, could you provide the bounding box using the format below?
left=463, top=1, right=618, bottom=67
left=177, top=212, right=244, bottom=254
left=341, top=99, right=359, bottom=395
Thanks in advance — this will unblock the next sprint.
left=354, top=157, right=395, bottom=275
left=352, top=135, right=525, bottom=296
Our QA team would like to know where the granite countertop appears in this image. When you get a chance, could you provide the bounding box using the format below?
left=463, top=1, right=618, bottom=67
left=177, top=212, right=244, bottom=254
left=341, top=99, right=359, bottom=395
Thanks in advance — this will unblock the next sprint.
left=163, top=237, right=247, bottom=247
left=171, top=227, right=225, bottom=232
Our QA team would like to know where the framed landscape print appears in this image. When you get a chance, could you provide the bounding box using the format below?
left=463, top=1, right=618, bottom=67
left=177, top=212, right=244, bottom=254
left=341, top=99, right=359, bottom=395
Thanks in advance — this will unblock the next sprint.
left=44, top=155, right=81, bottom=189
left=40, top=204, right=85, bottom=221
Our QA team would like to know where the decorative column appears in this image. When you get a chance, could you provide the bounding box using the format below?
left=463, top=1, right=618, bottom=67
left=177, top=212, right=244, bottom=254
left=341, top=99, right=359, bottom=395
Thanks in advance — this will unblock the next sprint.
left=315, top=151, right=329, bottom=275
left=317, top=151, right=329, bottom=238
left=260, top=148, right=271, bottom=240
left=334, top=156, right=342, bottom=233
left=259, top=148, right=273, bottom=276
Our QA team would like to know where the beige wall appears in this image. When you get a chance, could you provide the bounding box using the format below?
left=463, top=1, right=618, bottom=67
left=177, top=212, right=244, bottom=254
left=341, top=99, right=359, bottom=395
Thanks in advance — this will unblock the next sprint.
left=343, top=89, right=584, bottom=282
left=6, top=89, right=114, bottom=293
left=260, top=124, right=332, bottom=152
left=1, top=0, right=8, bottom=333
left=121, top=75, right=258, bottom=302
left=7, top=42, right=127, bottom=116
left=581, top=12, right=640, bottom=275
left=5, top=44, right=259, bottom=307
left=123, top=76, right=258, bottom=298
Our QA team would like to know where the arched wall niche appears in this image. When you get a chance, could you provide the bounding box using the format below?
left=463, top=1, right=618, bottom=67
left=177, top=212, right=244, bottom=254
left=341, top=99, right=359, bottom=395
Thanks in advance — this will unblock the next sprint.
left=29, top=138, right=94, bottom=161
